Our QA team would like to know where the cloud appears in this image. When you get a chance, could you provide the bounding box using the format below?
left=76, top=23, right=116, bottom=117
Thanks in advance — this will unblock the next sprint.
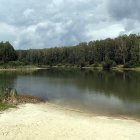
left=0, top=22, right=18, bottom=42
left=23, top=9, right=35, bottom=18
left=108, top=0, right=140, bottom=34
left=0, top=0, right=140, bottom=49
left=108, top=0, right=140, bottom=21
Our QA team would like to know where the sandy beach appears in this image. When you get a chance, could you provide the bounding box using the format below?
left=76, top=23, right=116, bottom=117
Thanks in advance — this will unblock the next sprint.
left=0, top=103, right=140, bottom=140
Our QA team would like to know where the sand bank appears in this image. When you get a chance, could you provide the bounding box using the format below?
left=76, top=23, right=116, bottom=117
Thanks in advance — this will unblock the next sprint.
left=0, top=103, right=140, bottom=140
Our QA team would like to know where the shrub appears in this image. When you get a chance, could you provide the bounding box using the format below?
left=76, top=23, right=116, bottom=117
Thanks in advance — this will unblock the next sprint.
left=123, top=62, right=134, bottom=68
left=102, top=60, right=115, bottom=69
left=7, top=61, right=26, bottom=67
left=93, top=63, right=99, bottom=67
left=0, top=61, right=4, bottom=65
left=112, top=61, right=117, bottom=67
left=80, top=63, right=85, bottom=68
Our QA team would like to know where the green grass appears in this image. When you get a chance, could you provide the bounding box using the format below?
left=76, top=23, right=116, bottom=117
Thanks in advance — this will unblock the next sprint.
left=0, top=102, right=15, bottom=111
left=0, top=88, right=16, bottom=111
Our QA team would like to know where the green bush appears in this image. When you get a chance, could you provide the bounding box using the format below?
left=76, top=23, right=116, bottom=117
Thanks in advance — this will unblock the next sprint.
left=102, top=60, right=115, bottom=69
left=80, top=63, right=85, bottom=68
left=0, top=61, right=26, bottom=68
left=0, top=87, right=8, bottom=102
left=0, top=102, right=14, bottom=110
left=93, top=63, right=99, bottom=67
left=0, top=61, right=4, bottom=65
left=123, top=61, right=136, bottom=68
left=112, top=61, right=117, bottom=67
left=7, top=61, right=26, bottom=67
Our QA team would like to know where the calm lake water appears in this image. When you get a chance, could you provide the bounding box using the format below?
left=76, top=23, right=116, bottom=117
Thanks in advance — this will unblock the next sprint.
left=0, top=68, right=140, bottom=119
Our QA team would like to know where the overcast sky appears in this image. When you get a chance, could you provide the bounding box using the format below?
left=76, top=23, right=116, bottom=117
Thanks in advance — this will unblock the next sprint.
left=0, top=0, right=140, bottom=49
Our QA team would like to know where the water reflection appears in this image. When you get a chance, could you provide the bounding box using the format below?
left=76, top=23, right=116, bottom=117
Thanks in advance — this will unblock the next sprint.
left=33, top=69, right=140, bottom=102
left=0, top=71, right=17, bottom=88
left=0, top=69, right=140, bottom=118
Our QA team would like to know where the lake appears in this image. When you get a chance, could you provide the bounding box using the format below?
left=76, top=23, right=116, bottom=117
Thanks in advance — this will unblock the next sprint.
left=0, top=68, right=140, bottom=119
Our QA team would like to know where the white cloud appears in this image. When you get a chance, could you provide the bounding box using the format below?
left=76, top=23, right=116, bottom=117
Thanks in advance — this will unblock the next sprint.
left=0, top=22, right=18, bottom=43
left=23, top=9, right=35, bottom=18
left=0, top=0, right=140, bottom=49
left=87, top=24, right=125, bottom=40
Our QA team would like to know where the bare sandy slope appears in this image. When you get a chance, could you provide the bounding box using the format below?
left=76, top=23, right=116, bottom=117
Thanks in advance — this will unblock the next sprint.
left=0, top=103, right=140, bottom=140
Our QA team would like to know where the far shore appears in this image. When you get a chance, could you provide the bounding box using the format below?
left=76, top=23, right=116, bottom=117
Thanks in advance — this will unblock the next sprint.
left=0, top=103, right=140, bottom=140
left=0, top=65, right=140, bottom=72
left=0, top=67, right=49, bottom=71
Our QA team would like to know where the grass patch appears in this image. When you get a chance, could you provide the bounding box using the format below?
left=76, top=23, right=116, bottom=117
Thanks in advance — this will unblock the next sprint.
left=0, top=87, right=42, bottom=111
left=0, top=88, right=16, bottom=111
left=0, top=102, right=16, bottom=111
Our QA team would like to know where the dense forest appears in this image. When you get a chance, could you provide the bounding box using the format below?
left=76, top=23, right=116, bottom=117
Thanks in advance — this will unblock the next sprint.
left=0, top=42, right=17, bottom=63
left=0, top=34, right=140, bottom=68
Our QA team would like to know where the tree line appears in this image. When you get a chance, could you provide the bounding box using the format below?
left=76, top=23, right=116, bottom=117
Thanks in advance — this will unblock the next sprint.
left=17, top=34, right=140, bottom=68
left=0, top=34, right=140, bottom=68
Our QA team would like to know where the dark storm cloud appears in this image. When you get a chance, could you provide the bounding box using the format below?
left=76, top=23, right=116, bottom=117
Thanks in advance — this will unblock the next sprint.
left=108, top=0, right=140, bottom=21
left=107, top=0, right=140, bottom=34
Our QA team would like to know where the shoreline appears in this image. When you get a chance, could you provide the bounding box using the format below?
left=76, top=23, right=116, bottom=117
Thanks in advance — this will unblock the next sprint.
left=0, top=67, right=49, bottom=72
left=39, top=102, right=140, bottom=122
left=0, top=94, right=43, bottom=111
left=0, top=65, right=140, bottom=72
left=1, top=100, right=139, bottom=122
left=0, top=102, right=140, bottom=140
